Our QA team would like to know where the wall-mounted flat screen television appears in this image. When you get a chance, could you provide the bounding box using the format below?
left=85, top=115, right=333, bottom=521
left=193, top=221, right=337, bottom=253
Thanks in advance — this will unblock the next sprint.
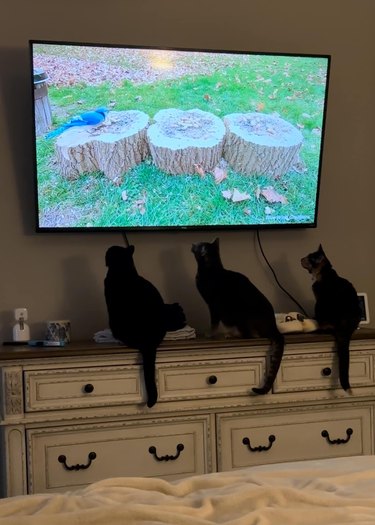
left=30, top=40, right=330, bottom=231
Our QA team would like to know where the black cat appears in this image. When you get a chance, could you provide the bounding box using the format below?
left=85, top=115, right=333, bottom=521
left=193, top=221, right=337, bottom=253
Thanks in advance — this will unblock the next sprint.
left=164, top=302, right=187, bottom=332
left=301, top=244, right=361, bottom=391
left=104, top=245, right=185, bottom=408
left=191, top=238, right=284, bottom=395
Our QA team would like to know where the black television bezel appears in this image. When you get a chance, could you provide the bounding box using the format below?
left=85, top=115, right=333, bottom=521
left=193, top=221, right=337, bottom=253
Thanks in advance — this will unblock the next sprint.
left=29, top=39, right=331, bottom=233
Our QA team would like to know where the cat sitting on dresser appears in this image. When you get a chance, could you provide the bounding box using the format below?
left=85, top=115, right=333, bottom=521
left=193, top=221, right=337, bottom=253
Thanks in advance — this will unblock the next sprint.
left=104, top=245, right=186, bottom=408
left=191, top=238, right=284, bottom=395
left=301, top=244, right=361, bottom=392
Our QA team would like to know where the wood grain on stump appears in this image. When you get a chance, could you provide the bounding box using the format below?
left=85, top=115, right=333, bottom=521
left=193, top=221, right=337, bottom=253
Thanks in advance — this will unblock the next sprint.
left=147, top=108, right=226, bottom=175
left=223, top=112, right=303, bottom=178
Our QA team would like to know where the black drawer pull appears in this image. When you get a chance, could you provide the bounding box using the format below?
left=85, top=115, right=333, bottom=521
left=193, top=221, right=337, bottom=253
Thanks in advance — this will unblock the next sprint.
left=242, top=434, right=276, bottom=452
left=207, top=375, right=218, bottom=385
left=321, top=367, right=332, bottom=377
left=58, top=451, right=97, bottom=471
left=321, top=428, right=353, bottom=445
left=83, top=383, right=94, bottom=393
left=148, top=443, right=184, bottom=461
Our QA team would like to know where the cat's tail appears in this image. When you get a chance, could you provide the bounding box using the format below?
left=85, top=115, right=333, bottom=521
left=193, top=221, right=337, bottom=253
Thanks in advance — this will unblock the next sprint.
left=334, top=331, right=352, bottom=391
left=252, top=332, right=284, bottom=395
left=140, top=347, right=158, bottom=408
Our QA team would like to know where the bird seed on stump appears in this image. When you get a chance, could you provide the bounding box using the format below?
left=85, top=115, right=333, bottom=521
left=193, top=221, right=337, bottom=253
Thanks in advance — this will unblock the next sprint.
left=147, top=108, right=226, bottom=175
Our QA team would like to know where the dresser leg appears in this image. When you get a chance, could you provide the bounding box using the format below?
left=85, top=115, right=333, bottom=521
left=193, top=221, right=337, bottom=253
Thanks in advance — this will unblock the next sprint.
left=0, top=425, right=27, bottom=497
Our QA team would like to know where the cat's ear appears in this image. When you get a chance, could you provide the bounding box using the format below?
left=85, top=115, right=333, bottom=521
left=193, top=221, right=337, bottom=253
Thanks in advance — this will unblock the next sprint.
left=212, top=237, right=220, bottom=247
left=318, top=244, right=325, bottom=254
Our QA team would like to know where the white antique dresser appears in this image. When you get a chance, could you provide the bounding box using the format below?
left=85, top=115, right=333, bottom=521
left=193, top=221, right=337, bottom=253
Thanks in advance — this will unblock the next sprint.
left=1, top=329, right=375, bottom=497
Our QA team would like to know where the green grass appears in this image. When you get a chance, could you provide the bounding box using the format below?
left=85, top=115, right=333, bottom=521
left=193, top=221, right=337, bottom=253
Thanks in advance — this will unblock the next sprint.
left=35, top=53, right=327, bottom=228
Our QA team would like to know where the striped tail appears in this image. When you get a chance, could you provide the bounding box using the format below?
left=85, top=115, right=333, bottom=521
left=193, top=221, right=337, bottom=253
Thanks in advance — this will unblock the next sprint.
left=252, top=332, right=284, bottom=395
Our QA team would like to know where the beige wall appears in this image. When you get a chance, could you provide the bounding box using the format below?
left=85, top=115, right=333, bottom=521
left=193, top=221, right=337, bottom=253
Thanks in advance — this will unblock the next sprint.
left=0, top=0, right=374, bottom=342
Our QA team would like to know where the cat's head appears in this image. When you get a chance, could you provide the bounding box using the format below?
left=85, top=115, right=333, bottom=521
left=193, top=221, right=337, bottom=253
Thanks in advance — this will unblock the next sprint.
left=191, top=238, right=221, bottom=265
left=301, top=244, right=329, bottom=274
left=105, top=245, right=135, bottom=269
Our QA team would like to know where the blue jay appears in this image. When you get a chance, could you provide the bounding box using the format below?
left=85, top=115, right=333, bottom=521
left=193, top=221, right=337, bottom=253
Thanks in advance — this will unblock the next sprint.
left=46, top=107, right=108, bottom=139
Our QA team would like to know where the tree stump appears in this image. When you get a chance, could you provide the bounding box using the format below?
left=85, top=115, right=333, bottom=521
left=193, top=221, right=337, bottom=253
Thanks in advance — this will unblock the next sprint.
left=34, top=68, right=52, bottom=136
left=55, top=110, right=150, bottom=182
left=147, top=108, right=226, bottom=174
left=223, top=112, right=304, bottom=178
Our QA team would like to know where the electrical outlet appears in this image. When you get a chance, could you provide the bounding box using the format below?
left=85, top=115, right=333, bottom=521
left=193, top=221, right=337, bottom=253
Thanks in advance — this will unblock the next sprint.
left=14, top=308, right=28, bottom=321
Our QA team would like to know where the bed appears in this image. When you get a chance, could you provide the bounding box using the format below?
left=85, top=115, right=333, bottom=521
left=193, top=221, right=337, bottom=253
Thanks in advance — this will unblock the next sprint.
left=1, top=456, right=375, bottom=524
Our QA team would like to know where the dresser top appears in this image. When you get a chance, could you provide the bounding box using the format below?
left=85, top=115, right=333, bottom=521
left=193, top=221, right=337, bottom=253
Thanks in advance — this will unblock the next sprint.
left=0, top=328, right=374, bottom=362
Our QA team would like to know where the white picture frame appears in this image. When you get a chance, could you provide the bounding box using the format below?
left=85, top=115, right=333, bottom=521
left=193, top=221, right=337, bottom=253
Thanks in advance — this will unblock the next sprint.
left=358, top=292, right=370, bottom=325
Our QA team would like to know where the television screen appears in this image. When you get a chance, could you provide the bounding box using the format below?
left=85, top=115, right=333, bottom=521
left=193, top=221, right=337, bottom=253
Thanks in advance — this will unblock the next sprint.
left=30, top=40, right=330, bottom=231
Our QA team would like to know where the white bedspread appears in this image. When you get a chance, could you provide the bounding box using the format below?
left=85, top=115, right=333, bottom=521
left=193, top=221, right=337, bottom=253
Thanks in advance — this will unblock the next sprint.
left=1, top=456, right=375, bottom=524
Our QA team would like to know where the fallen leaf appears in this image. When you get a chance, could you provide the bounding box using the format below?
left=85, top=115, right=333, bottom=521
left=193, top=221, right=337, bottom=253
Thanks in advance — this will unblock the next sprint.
left=121, top=190, right=128, bottom=201
left=268, top=89, right=278, bottom=100
left=131, top=193, right=147, bottom=215
left=213, top=166, right=227, bottom=184
left=111, top=176, right=121, bottom=186
left=265, top=206, right=274, bottom=215
left=255, top=186, right=261, bottom=200
left=256, top=102, right=265, bottom=112
left=232, top=188, right=251, bottom=202
left=244, top=208, right=251, bottom=215
left=203, top=94, right=212, bottom=101
left=193, top=163, right=206, bottom=178
left=260, top=186, right=288, bottom=204
left=292, top=158, right=307, bottom=174
left=222, top=188, right=251, bottom=203
left=222, top=190, right=233, bottom=200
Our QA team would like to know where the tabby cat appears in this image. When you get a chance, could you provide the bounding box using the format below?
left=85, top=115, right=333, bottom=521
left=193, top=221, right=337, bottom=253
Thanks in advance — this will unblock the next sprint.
left=104, top=245, right=186, bottom=408
left=301, top=244, right=361, bottom=391
left=192, top=238, right=284, bottom=395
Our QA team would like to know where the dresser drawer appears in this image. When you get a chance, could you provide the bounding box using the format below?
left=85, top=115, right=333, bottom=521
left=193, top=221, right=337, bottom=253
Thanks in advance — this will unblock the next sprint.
left=27, top=415, right=211, bottom=493
left=158, top=358, right=265, bottom=401
left=24, top=365, right=144, bottom=411
left=217, top=405, right=372, bottom=471
left=273, top=353, right=374, bottom=393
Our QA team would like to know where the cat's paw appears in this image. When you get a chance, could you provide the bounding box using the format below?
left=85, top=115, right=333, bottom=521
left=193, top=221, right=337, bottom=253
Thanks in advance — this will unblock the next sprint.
left=340, top=381, right=351, bottom=393
left=252, top=386, right=269, bottom=395
left=146, top=388, right=158, bottom=408
left=146, top=395, right=157, bottom=408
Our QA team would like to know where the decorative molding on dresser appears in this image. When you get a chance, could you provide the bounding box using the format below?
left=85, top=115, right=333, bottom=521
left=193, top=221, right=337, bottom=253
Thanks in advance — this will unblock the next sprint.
left=1, top=329, right=375, bottom=497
